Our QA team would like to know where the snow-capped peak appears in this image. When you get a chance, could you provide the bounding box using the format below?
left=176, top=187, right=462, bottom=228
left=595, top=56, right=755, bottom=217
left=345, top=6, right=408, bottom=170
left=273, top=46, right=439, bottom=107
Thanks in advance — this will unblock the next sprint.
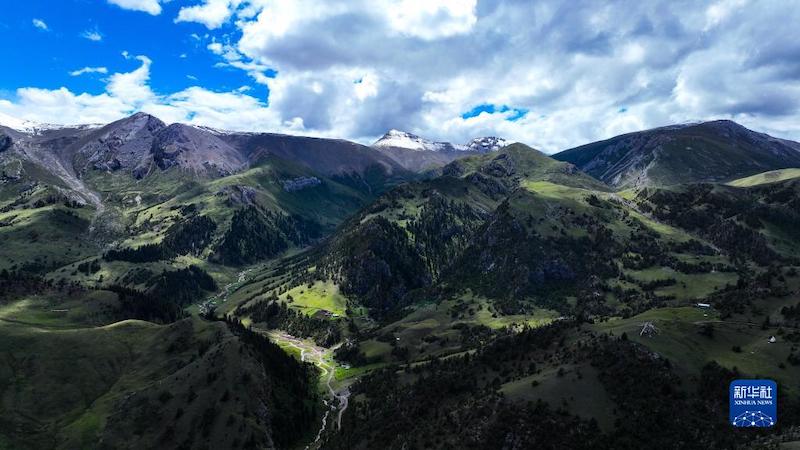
left=0, top=112, right=44, bottom=133
left=0, top=112, right=100, bottom=135
left=373, top=129, right=459, bottom=152
left=373, top=129, right=507, bottom=153
left=465, top=136, right=508, bottom=153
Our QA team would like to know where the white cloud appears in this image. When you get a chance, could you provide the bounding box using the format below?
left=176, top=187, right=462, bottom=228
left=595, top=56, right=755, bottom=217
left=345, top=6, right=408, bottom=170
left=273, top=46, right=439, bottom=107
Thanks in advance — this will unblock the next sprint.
left=0, top=54, right=291, bottom=134
left=207, top=42, right=224, bottom=55
left=107, top=55, right=155, bottom=107
left=176, top=0, right=241, bottom=29
left=181, top=0, right=800, bottom=151
left=704, top=0, right=749, bottom=31
left=385, top=0, right=477, bottom=40
left=106, top=0, right=163, bottom=15
left=8, top=1, right=800, bottom=152
left=354, top=74, right=379, bottom=101
left=81, top=29, right=103, bottom=41
left=0, top=87, right=129, bottom=125
left=207, top=40, right=272, bottom=85
left=32, top=19, right=48, bottom=31
left=69, top=67, right=109, bottom=77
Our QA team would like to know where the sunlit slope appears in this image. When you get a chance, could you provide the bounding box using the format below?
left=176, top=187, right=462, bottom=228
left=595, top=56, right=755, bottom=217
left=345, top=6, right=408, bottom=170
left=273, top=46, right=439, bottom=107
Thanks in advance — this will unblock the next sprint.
left=727, top=168, right=800, bottom=187
left=554, top=120, right=800, bottom=189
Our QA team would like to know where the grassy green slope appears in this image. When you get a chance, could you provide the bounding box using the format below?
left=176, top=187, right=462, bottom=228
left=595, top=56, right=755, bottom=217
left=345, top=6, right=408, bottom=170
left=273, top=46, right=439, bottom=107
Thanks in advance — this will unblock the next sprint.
left=445, top=143, right=610, bottom=191
left=554, top=121, right=800, bottom=189
left=0, top=291, right=318, bottom=450
left=728, top=168, right=800, bottom=187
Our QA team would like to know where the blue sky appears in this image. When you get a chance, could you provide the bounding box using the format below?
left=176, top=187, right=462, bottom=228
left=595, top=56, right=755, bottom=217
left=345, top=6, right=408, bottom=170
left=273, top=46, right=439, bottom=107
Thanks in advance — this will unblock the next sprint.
left=0, top=1, right=257, bottom=98
left=0, top=0, right=799, bottom=153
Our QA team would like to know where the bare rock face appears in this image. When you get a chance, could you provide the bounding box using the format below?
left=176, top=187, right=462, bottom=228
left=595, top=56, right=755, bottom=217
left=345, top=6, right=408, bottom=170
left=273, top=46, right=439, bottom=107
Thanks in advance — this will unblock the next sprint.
left=71, top=114, right=247, bottom=177
left=216, top=185, right=258, bottom=206
left=282, top=176, right=322, bottom=192
left=74, top=112, right=166, bottom=175
left=0, top=134, right=11, bottom=153
left=151, top=124, right=246, bottom=176
left=561, top=163, right=578, bottom=175
left=481, top=153, right=516, bottom=178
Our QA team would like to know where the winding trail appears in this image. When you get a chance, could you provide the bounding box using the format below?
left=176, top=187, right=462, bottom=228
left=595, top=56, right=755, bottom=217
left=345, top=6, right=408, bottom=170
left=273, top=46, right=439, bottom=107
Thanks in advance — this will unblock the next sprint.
left=267, top=331, right=351, bottom=449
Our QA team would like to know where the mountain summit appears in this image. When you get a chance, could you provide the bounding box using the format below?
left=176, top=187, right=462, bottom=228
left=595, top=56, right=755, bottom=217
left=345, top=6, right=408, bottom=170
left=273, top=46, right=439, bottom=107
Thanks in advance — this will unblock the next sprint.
left=373, top=129, right=461, bottom=152
left=554, top=120, right=800, bottom=189
left=373, top=129, right=507, bottom=153
left=372, top=129, right=508, bottom=171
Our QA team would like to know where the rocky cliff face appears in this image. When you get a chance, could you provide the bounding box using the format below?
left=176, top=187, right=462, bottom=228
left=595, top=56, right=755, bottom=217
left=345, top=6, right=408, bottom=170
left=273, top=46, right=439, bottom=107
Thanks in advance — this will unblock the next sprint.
left=150, top=123, right=246, bottom=177
left=73, top=112, right=166, bottom=176
left=0, top=133, right=11, bottom=153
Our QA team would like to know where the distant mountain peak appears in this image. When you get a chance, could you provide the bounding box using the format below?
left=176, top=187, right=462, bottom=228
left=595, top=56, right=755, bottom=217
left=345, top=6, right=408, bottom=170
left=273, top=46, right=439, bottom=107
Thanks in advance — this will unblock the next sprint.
left=373, top=129, right=456, bottom=152
left=554, top=119, right=800, bottom=189
left=465, top=136, right=508, bottom=153
left=373, top=129, right=507, bottom=153
left=0, top=112, right=100, bottom=134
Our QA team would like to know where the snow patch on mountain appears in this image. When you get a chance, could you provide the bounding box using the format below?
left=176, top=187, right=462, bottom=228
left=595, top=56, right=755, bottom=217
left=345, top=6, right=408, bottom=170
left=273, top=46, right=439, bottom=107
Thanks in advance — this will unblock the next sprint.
left=465, top=136, right=508, bottom=153
left=0, top=112, right=100, bottom=134
left=373, top=129, right=507, bottom=153
left=373, top=129, right=460, bottom=152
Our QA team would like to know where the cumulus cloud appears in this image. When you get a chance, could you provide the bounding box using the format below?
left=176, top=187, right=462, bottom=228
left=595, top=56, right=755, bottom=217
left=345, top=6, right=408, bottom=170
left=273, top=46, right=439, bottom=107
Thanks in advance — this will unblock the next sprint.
left=32, top=19, right=48, bottom=31
left=106, top=0, right=163, bottom=15
left=69, top=67, right=109, bottom=77
left=108, top=55, right=155, bottom=106
left=0, top=54, right=290, bottom=133
left=10, top=1, right=800, bottom=151
left=206, top=0, right=800, bottom=150
left=386, top=0, right=477, bottom=40
left=176, top=0, right=241, bottom=29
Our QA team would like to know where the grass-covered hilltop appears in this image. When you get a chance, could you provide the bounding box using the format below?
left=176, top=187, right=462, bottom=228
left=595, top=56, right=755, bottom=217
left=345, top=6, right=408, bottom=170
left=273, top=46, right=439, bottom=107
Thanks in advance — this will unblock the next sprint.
left=2, top=114, right=800, bottom=449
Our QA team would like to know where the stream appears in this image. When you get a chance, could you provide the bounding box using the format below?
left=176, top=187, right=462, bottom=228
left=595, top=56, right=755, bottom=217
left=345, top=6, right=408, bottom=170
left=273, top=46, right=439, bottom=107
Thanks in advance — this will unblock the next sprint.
left=267, top=331, right=351, bottom=449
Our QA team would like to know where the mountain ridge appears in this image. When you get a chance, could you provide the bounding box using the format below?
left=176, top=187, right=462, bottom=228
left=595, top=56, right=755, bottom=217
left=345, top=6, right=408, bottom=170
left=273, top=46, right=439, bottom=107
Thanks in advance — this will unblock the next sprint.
left=3, top=112, right=800, bottom=449
left=554, top=119, right=800, bottom=189
left=0, top=113, right=412, bottom=206
left=371, top=129, right=508, bottom=171
left=372, top=129, right=507, bottom=153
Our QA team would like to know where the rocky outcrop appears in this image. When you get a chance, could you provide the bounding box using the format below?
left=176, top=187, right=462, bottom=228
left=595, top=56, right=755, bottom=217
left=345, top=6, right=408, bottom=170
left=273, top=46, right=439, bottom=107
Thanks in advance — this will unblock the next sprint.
left=216, top=185, right=257, bottom=206
left=0, top=134, right=11, bottom=153
left=282, top=176, right=321, bottom=192
left=151, top=123, right=246, bottom=176
left=76, top=112, right=166, bottom=175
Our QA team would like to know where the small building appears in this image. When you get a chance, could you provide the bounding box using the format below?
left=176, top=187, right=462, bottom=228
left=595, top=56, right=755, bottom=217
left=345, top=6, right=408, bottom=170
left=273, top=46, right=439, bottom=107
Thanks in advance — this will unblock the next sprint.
left=769, top=336, right=777, bottom=344
left=696, top=303, right=712, bottom=308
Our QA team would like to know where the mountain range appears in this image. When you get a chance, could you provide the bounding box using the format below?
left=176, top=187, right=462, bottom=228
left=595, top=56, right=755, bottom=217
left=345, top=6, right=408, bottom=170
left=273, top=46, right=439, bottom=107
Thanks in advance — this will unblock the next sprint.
left=2, top=113, right=800, bottom=449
